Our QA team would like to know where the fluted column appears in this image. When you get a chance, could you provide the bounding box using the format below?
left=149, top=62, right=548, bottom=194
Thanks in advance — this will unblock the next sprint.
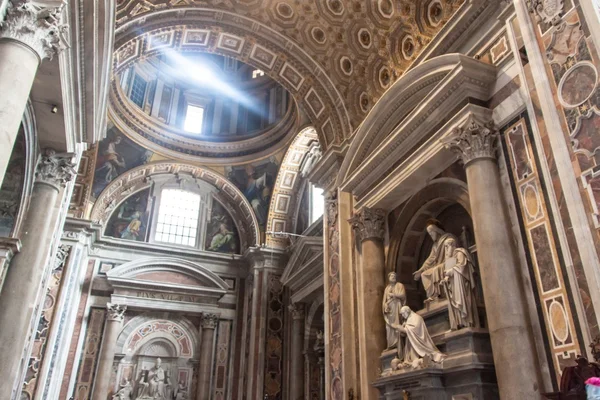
left=92, top=303, right=127, bottom=400
left=349, top=208, right=387, bottom=400
left=445, top=115, right=542, bottom=399
left=0, top=149, right=75, bottom=399
left=289, top=303, right=305, bottom=400
left=0, top=1, right=67, bottom=187
left=196, top=313, right=218, bottom=400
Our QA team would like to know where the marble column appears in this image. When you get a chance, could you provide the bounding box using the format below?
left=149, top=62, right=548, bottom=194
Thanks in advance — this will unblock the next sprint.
left=196, top=313, right=218, bottom=400
left=349, top=208, right=387, bottom=400
left=289, top=303, right=305, bottom=400
left=0, top=149, right=76, bottom=399
left=92, top=303, right=127, bottom=400
left=0, top=2, right=66, bottom=187
left=445, top=115, right=542, bottom=399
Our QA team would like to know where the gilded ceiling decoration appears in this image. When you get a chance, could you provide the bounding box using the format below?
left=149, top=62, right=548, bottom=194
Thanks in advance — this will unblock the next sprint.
left=114, top=0, right=468, bottom=149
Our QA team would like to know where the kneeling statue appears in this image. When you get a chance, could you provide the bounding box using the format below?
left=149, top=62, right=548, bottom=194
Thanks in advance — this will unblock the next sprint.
left=392, top=306, right=445, bottom=369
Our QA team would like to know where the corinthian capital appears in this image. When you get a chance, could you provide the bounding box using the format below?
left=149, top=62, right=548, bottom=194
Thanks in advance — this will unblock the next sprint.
left=444, top=115, right=498, bottom=167
left=289, top=303, right=305, bottom=320
left=350, top=208, right=386, bottom=242
left=200, top=313, right=219, bottom=330
left=35, top=148, right=76, bottom=188
left=0, top=0, right=69, bottom=61
left=106, top=303, right=127, bottom=322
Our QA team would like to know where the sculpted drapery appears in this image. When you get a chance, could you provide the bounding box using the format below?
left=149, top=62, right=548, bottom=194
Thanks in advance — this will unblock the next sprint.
left=383, top=272, right=406, bottom=354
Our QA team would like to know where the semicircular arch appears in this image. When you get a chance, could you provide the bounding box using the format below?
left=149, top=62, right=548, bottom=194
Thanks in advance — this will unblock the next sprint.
left=90, top=162, right=260, bottom=250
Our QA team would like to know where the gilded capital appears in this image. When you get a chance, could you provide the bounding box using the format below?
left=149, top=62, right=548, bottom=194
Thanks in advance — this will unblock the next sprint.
left=350, top=207, right=386, bottom=242
left=106, top=303, right=127, bottom=322
left=35, top=148, right=76, bottom=189
left=444, top=115, right=498, bottom=167
left=289, top=303, right=305, bottom=320
left=0, top=0, right=68, bottom=61
left=200, top=313, right=219, bottom=330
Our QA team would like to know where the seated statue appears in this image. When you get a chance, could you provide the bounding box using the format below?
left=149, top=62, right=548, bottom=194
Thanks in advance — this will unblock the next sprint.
left=413, top=220, right=458, bottom=302
left=383, top=272, right=406, bottom=354
left=136, top=358, right=167, bottom=400
left=392, top=306, right=445, bottom=369
left=561, top=355, right=600, bottom=394
left=440, top=238, right=480, bottom=330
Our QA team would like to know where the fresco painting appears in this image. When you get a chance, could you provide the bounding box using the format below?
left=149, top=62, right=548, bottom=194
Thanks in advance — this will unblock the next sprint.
left=105, top=188, right=151, bottom=242
left=205, top=200, right=240, bottom=254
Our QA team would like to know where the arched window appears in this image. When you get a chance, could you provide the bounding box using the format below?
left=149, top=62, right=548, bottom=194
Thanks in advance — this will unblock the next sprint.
left=154, top=189, right=201, bottom=246
left=310, top=185, right=324, bottom=224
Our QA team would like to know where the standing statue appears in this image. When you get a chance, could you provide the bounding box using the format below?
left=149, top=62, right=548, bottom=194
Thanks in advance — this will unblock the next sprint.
left=440, top=238, right=480, bottom=330
left=392, top=306, right=445, bottom=369
left=383, top=272, right=407, bottom=354
left=413, top=220, right=458, bottom=302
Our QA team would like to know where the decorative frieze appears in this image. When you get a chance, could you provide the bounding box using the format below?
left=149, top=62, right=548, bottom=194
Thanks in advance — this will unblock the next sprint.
left=444, top=115, right=498, bottom=167
left=349, top=207, right=386, bottom=242
left=0, top=1, right=68, bottom=61
left=200, top=313, right=219, bottom=330
left=106, top=303, right=126, bottom=322
left=35, top=149, right=76, bottom=189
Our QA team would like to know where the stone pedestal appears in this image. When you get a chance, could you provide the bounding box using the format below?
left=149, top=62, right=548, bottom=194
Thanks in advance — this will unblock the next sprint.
left=92, top=303, right=126, bottom=400
left=350, top=208, right=387, bottom=400
left=289, top=304, right=305, bottom=400
left=0, top=150, right=75, bottom=399
left=0, top=2, right=66, bottom=187
left=445, top=115, right=542, bottom=399
left=196, top=313, right=218, bottom=400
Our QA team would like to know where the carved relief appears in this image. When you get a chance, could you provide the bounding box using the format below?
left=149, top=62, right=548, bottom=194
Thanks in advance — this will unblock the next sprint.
left=200, top=313, right=219, bottom=330
left=107, top=303, right=127, bottom=322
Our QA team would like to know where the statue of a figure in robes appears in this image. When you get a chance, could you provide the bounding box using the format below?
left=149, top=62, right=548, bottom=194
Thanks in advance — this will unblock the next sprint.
left=383, top=272, right=406, bottom=355
left=440, top=238, right=480, bottom=330
left=413, top=220, right=458, bottom=302
left=393, top=306, right=445, bottom=369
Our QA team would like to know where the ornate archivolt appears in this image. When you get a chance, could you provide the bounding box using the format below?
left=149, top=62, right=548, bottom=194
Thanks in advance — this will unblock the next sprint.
left=266, top=126, right=319, bottom=248
left=89, top=162, right=260, bottom=250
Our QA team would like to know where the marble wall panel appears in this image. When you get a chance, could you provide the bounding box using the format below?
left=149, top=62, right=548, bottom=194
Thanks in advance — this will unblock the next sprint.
left=213, top=320, right=232, bottom=400
left=72, top=307, right=107, bottom=400
left=502, top=116, right=581, bottom=383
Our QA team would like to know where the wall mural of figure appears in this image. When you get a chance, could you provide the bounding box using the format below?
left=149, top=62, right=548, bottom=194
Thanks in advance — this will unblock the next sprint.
left=226, top=159, right=279, bottom=229
left=105, top=188, right=151, bottom=242
left=92, top=126, right=153, bottom=198
left=205, top=200, right=240, bottom=253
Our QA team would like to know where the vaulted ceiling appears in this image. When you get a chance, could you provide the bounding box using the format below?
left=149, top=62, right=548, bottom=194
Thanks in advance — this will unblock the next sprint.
left=113, top=0, right=484, bottom=149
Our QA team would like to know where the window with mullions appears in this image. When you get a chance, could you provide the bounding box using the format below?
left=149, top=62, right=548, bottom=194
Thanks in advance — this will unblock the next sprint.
left=154, top=189, right=201, bottom=246
left=130, top=74, right=148, bottom=108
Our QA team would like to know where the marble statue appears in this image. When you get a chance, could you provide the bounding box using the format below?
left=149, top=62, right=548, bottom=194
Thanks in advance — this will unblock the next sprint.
left=413, top=220, right=458, bottom=302
left=136, top=358, right=167, bottom=400
left=383, top=272, right=407, bottom=353
left=440, top=238, right=480, bottom=330
left=174, top=380, right=188, bottom=400
left=392, top=306, right=445, bottom=369
left=112, top=379, right=133, bottom=400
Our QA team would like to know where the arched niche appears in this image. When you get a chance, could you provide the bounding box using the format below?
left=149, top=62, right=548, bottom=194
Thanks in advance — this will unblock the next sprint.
left=90, top=162, right=260, bottom=251
left=387, top=178, right=476, bottom=310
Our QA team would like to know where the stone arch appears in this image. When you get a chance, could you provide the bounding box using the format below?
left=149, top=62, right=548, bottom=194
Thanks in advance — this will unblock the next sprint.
left=90, top=162, right=260, bottom=250
left=338, top=54, right=487, bottom=186
left=266, top=126, right=319, bottom=248
left=113, top=10, right=352, bottom=150
left=387, top=178, right=472, bottom=304
left=117, top=314, right=200, bottom=359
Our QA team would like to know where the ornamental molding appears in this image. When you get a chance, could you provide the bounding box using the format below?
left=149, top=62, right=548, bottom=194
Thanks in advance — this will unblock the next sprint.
left=526, top=0, right=564, bottom=25
left=349, top=208, right=386, bottom=242
left=107, top=303, right=127, bottom=322
left=444, top=114, right=498, bottom=167
left=0, top=0, right=69, bottom=61
left=200, top=313, right=219, bottom=330
left=289, top=303, right=306, bottom=320
left=35, top=148, right=76, bottom=189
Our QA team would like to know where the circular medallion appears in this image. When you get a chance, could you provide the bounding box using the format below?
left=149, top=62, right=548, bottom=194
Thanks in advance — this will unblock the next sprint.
left=548, top=300, right=569, bottom=344
left=523, top=183, right=541, bottom=220
left=558, top=61, right=598, bottom=108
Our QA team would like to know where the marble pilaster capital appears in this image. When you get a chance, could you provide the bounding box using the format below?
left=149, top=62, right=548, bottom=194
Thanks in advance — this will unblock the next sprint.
left=106, top=303, right=127, bottom=322
left=349, top=207, right=386, bottom=242
left=444, top=114, right=498, bottom=167
left=288, top=303, right=305, bottom=320
left=35, top=148, right=77, bottom=189
left=200, top=313, right=219, bottom=330
left=0, top=0, right=69, bottom=61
